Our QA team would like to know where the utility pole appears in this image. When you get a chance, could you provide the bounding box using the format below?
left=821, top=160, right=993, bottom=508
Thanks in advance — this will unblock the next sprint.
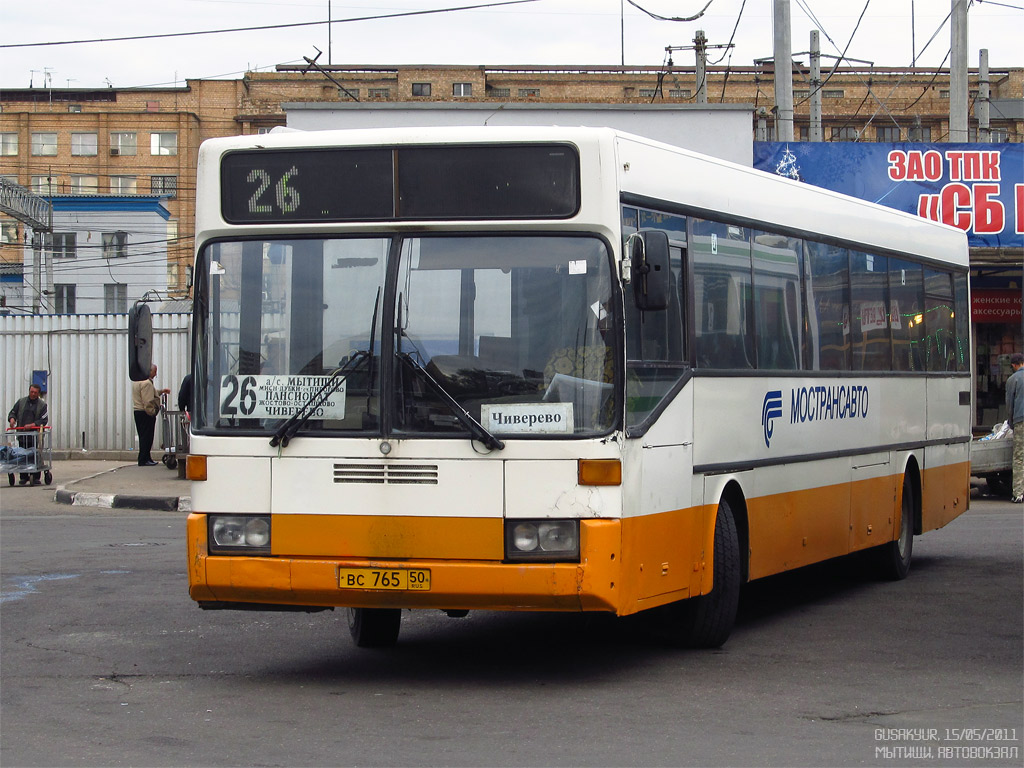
left=773, top=0, right=794, bottom=141
left=665, top=36, right=731, bottom=102
left=694, top=29, right=708, bottom=104
left=949, top=0, right=969, bottom=142
left=809, top=30, right=823, bottom=142
left=978, top=48, right=990, bottom=142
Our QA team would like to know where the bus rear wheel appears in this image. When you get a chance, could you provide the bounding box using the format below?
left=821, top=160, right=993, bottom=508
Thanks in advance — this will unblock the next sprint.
left=872, top=475, right=914, bottom=580
left=658, top=497, right=741, bottom=648
left=347, top=607, right=402, bottom=648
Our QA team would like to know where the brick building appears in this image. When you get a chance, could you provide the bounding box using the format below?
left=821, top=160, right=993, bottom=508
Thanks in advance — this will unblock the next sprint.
left=2, top=62, right=1021, bottom=307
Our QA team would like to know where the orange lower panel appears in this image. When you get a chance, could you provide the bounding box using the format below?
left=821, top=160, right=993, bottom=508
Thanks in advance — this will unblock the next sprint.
left=921, top=461, right=970, bottom=532
left=188, top=514, right=624, bottom=613
left=186, top=461, right=971, bottom=615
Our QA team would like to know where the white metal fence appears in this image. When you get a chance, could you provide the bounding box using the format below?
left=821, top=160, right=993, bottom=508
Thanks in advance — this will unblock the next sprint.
left=1, top=313, right=190, bottom=455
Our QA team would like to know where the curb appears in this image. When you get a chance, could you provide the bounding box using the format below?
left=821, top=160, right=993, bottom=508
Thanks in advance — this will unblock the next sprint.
left=52, top=465, right=191, bottom=512
left=53, top=487, right=190, bottom=512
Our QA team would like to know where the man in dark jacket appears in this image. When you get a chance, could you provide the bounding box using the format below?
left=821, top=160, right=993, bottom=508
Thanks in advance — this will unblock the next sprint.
left=1007, top=352, right=1024, bottom=503
left=7, top=384, right=48, bottom=485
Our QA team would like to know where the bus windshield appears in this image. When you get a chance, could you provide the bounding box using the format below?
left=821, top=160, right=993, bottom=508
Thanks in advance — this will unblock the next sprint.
left=193, top=234, right=617, bottom=439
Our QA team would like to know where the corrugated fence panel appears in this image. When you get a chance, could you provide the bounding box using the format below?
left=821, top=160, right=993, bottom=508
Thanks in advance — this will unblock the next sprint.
left=1, top=314, right=189, bottom=453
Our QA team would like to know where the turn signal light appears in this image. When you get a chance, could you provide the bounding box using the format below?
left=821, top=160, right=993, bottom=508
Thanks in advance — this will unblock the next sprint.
left=578, top=459, right=621, bottom=486
left=186, top=454, right=208, bottom=481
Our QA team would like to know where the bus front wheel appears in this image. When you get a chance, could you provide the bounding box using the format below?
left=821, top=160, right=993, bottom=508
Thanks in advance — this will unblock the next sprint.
left=347, top=607, right=402, bottom=648
left=658, top=497, right=741, bottom=648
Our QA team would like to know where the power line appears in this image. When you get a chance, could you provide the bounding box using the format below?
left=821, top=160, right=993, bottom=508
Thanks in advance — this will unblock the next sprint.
left=626, top=0, right=716, bottom=23
left=0, top=0, right=542, bottom=49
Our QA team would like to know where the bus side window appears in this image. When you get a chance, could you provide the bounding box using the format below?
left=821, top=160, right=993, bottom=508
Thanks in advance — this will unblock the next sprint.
left=889, top=259, right=924, bottom=372
left=752, top=231, right=801, bottom=370
left=850, top=251, right=892, bottom=371
left=924, top=268, right=956, bottom=372
left=953, top=273, right=969, bottom=373
left=692, top=218, right=753, bottom=369
left=804, top=241, right=850, bottom=371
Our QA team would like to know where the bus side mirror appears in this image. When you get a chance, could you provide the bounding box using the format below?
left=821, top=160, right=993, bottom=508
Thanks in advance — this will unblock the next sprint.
left=128, top=302, right=153, bottom=381
left=630, top=229, right=670, bottom=311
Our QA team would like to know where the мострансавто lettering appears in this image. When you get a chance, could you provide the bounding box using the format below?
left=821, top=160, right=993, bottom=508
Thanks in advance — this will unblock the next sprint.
left=790, top=384, right=869, bottom=424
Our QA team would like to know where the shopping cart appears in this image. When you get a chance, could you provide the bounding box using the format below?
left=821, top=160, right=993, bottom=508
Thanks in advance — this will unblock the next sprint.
left=159, top=394, right=190, bottom=470
left=2, top=426, right=53, bottom=486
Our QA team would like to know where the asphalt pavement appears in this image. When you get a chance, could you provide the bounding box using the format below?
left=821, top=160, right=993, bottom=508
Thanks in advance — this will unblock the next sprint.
left=3, top=458, right=191, bottom=512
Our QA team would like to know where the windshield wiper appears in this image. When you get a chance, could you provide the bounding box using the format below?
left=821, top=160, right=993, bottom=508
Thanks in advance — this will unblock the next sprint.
left=397, top=352, right=505, bottom=451
left=269, top=351, right=369, bottom=448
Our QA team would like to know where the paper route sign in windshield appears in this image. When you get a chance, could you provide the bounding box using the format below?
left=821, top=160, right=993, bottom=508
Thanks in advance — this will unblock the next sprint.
left=219, top=374, right=346, bottom=419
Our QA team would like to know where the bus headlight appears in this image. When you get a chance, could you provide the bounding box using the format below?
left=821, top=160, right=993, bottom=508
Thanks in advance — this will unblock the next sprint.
left=208, top=515, right=271, bottom=554
left=505, top=520, right=579, bottom=562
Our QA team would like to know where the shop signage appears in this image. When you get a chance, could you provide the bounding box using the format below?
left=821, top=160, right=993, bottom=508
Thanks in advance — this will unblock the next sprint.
left=971, top=289, right=1022, bottom=323
left=753, top=142, right=1023, bottom=249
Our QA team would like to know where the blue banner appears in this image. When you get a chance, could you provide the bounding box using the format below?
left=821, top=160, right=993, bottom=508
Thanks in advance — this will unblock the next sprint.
left=752, top=142, right=1023, bottom=249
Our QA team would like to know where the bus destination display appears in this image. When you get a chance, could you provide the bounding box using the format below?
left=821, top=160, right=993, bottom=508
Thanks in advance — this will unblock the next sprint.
left=220, top=144, right=580, bottom=223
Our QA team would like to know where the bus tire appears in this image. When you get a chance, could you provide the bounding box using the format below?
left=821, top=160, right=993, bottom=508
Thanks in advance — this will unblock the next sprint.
left=347, top=607, right=402, bottom=648
left=660, top=497, right=741, bottom=649
left=872, top=474, right=914, bottom=581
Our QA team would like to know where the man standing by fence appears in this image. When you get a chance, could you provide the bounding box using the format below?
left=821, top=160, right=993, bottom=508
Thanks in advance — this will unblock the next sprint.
left=132, top=365, right=170, bottom=467
left=7, top=383, right=47, bottom=485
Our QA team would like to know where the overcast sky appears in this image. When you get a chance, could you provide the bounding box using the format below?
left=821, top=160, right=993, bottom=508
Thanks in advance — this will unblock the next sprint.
left=2, top=0, right=1021, bottom=91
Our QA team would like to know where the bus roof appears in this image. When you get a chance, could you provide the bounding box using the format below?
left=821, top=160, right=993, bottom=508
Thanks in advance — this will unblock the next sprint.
left=198, top=125, right=968, bottom=268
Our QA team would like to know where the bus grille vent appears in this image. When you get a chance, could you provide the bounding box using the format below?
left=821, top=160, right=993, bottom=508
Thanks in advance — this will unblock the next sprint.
left=332, top=463, right=439, bottom=485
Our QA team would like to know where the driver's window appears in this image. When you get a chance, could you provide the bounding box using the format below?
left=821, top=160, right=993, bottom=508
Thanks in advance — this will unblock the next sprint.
left=623, top=207, right=689, bottom=430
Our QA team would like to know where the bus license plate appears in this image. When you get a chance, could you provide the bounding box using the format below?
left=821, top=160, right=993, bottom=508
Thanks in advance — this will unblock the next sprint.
left=338, top=567, right=431, bottom=591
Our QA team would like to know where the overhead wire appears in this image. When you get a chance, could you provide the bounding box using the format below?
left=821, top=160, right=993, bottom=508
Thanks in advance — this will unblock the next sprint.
left=0, top=0, right=544, bottom=49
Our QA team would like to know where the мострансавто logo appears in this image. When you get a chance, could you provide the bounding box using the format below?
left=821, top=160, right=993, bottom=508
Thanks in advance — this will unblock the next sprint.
left=761, top=390, right=783, bottom=447
left=762, top=385, right=870, bottom=448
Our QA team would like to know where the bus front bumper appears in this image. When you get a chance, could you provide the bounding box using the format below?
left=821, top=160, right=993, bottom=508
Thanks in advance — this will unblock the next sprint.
left=187, top=513, right=623, bottom=613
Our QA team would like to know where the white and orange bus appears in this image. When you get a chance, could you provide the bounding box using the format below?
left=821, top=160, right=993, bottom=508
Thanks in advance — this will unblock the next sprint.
left=175, top=126, right=971, bottom=648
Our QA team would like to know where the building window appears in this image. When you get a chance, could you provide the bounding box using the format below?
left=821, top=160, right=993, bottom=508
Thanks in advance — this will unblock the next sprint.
left=518, top=88, right=540, bottom=98
left=70, top=175, right=99, bottom=194
left=150, top=132, right=178, bottom=156
left=830, top=126, right=861, bottom=142
left=71, top=133, right=98, bottom=156
left=822, top=89, right=845, bottom=98
left=988, top=127, right=1009, bottom=143
left=49, top=232, right=77, bottom=258
left=53, top=284, right=76, bottom=314
left=103, top=232, right=128, bottom=259
left=1, top=133, right=17, bottom=156
left=638, top=88, right=659, bottom=98
left=1, top=222, right=17, bottom=244
left=110, top=132, right=137, bottom=156
left=367, top=88, right=390, bottom=99
left=668, top=89, right=691, bottom=98
left=876, top=126, right=902, bottom=142
left=412, top=82, right=431, bottom=97
left=68, top=104, right=82, bottom=113
left=104, top=283, right=128, bottom=313
left=31, top=133, right=58, bottom=156
left=489, top=87, right=511, bottom=98
left=31, top=175, right=58, bottom=194
left=908, top=125, right=932, bottom=142
left=110, top=176, right=137, bottom=194
left=151, top=175, right=177, bottom=198
left=453, top=82, right=472, bottom=97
